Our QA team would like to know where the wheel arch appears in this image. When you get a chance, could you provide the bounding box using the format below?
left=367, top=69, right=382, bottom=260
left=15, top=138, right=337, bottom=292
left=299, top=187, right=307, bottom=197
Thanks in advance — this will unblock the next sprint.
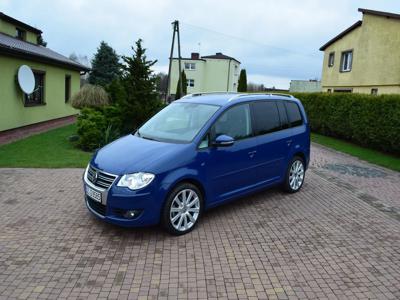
left=164, top=177, right=207, bottom=207
left=292, top=151, right=307, bottom=169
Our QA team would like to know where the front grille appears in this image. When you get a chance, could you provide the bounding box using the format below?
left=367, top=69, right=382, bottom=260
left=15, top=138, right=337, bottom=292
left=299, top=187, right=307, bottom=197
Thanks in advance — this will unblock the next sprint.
left=87, top=165, right=117, bottom=189
left=87, top=196, right=106, bottom=216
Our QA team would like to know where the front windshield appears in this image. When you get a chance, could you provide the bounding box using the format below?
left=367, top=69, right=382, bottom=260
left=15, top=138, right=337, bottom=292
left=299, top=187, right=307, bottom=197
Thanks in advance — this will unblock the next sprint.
left=137, top=102, right=220, bottom=143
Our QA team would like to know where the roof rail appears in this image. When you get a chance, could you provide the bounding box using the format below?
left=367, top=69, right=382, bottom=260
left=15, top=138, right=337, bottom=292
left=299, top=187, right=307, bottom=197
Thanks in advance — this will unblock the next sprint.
left=267, top=93, right=294, bottom=98
left=228, top=93, right=294, bottom=101
left=181, top=91, right=238, bottom=99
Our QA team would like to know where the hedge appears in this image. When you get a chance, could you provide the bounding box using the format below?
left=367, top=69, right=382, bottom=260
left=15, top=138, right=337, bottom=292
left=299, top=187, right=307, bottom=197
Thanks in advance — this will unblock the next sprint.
left=292, top=93, right=400, bottom=155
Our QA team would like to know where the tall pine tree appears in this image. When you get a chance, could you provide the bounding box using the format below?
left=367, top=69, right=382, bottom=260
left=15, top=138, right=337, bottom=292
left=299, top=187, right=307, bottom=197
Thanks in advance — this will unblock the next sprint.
left=89, top=41, right=121, bottom=87
left=119, top=39, right=164, bottom=133
left=175, top=70, right=187, bottom=99
left=238, top=69, right=247, bottom=92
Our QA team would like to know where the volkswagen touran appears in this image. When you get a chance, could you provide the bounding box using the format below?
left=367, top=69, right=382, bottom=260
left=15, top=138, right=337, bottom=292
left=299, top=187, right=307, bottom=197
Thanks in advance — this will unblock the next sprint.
left=83, top=93, right=310, bottom=235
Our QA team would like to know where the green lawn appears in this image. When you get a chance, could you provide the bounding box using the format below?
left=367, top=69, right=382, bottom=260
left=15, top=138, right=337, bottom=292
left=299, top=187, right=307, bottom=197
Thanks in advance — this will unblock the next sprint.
left=0, top=124, right=92, bottom=168
left=311, top=133, right=400, bottom=172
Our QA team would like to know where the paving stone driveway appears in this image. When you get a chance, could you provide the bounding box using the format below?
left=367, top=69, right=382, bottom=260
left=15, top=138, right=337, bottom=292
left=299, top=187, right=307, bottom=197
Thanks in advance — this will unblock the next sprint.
left=0, top=144, right=400, bottom=299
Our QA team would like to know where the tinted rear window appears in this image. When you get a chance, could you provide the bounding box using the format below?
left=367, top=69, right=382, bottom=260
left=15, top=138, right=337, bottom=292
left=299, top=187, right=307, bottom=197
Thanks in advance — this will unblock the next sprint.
left=285, top=102, right=303, bottom=127
left=276, top=102, right=289, bottom=129
left=252, top=101, right=280, bottom=135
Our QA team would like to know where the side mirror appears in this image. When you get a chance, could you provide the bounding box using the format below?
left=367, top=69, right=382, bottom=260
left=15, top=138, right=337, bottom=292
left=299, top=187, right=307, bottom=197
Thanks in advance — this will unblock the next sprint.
left=212, top=135, right=235, bottom=147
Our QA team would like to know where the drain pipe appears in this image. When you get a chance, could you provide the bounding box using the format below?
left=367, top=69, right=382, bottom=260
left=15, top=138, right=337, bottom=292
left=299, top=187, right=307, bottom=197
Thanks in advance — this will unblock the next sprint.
left=226, top=59, right=232, bottom=91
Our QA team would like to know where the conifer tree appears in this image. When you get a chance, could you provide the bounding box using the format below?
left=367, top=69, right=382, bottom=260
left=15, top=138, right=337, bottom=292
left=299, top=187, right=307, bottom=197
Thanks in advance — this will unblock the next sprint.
left=119, top=39, right=164, bottom=133
left=238, top=69, right=247, bottom=92
left=175, top=70, right=187, bottom=99
left=89, top=41, right=121, bottom=87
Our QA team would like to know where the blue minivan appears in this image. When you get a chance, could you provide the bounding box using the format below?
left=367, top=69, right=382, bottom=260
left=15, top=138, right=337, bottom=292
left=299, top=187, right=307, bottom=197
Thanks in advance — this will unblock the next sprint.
left=83, top=93, right=310, bottom=235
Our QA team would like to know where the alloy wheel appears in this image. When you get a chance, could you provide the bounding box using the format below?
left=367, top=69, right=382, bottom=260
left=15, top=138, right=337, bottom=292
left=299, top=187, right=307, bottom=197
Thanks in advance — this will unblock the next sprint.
left=289, top=160, right=304, bottom=191
left=170, top=189, right=200, bottom=232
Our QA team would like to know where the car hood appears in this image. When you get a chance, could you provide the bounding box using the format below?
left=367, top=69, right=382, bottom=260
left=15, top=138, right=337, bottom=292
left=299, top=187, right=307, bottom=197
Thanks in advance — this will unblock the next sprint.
left=91, top=134, right=189, bottom=175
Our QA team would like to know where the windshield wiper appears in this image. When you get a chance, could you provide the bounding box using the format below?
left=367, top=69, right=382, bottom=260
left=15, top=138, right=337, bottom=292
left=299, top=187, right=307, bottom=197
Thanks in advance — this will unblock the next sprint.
left=141, top=135, right=158, bottom=141
left=135, top=130, right=159, bottom=141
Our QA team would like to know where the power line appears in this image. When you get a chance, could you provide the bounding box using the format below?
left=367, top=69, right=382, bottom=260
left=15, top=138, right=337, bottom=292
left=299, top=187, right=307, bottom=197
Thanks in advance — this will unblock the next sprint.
left=180, top=21, right=320, bottom=59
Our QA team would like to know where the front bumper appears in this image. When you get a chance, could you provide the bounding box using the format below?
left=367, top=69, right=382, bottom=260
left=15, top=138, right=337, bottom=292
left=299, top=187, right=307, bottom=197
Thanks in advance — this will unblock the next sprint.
left=83, top=169, right=164, bottom=227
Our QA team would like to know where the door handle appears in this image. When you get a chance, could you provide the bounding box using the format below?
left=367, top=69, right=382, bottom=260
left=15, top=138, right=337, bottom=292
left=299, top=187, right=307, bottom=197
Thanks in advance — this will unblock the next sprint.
left=248, top=150, right=257, bottom=158
left=286, top=139, right=292, bottom=146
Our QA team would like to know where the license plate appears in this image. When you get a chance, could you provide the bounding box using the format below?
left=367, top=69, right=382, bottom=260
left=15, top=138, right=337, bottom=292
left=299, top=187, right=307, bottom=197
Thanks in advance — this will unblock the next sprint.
left=86, top=186, right=102, bottom=203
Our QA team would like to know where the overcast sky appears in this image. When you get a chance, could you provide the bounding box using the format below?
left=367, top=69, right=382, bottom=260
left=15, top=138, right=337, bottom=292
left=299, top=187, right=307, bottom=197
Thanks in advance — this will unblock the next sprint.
left=2, top=0, right=400, bottom=88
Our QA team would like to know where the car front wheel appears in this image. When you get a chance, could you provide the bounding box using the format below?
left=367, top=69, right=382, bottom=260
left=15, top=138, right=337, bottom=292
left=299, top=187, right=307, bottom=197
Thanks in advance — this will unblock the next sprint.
left=284, top=156, right=305, bottom=193
left=161, top=183, right=202, bottom=235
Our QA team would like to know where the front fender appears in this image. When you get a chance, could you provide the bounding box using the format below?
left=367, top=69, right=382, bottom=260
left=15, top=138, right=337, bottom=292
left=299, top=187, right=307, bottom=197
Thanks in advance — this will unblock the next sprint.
left=160, top=167, right=208, bottom=206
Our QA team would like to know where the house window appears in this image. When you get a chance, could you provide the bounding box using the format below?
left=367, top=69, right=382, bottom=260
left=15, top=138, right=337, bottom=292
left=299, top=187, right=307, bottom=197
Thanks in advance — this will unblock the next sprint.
left=328, top=52, right=335, bottom=67
left=184, top=63, right=196, bottom=70
left=340, top=50, right=353, bottom=72
left=333, top=88, right=352, bottom=93
left=327, top=89, right=332, bottom=93
left=16, top=28, right=26, bottom=41
left=65, top=75, right=71, bottom=102
left=371, top=88, right=378, bottom=95
left=187, top=79, right=195, bottom=87
left=24, top=71, right=45, bottom=106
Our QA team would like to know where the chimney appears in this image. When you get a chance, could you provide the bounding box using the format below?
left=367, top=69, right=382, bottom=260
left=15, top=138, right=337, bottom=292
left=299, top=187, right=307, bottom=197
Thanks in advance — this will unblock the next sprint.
left=216, top=52, right=222, bottom=55
left=191, top=52, right=199, bottom=60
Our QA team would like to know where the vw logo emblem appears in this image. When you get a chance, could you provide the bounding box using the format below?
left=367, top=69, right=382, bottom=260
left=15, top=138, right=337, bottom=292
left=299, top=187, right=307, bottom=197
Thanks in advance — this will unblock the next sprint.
left=93, top=171, right=98, bottom=183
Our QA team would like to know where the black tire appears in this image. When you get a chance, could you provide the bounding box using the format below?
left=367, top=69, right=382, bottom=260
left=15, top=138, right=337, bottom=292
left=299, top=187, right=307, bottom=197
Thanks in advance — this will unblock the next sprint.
left=283, top=156, right=306, bottom=193
left=161, top=183, right=203, bottom=235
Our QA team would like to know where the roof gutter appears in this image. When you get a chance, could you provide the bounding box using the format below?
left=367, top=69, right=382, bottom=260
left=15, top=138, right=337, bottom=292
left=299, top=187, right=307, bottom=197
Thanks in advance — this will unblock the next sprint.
left=0, top=46, right=90, bottom=72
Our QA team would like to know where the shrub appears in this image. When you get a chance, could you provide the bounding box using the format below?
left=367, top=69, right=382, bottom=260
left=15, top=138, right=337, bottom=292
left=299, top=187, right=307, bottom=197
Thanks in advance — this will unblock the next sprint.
left=103, top=124, right=120, bottom=145
left=76, top=106, right=122, bottom=151
left=293, top=93, right=400, bottom=155
left=70, top=84, right=109, bottom=109
left=76, top=108, right=107, bottom=151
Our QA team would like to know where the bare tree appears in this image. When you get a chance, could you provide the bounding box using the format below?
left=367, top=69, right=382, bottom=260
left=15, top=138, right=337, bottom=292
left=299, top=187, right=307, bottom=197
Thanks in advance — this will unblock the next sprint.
left=247, top=82, right=266, bottom=92
left=155, top=72, right=168, bottom=96
left=69, top=52, right=92, bottom=85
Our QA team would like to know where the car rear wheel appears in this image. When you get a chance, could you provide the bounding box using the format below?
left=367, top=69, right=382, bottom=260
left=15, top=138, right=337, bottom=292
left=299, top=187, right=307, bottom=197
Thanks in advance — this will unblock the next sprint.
left=161, top=183, right=202, bottom=235
left=284, top=156, right=305, bottom=193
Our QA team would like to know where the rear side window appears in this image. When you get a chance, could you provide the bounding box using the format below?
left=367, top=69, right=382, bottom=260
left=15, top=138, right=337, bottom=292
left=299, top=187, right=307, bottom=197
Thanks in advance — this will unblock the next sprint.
left=285, top=102, right=303, bottom=127
left=276, top=102, right=289, bottom=129
left=252, top=101, right=280, bottom=135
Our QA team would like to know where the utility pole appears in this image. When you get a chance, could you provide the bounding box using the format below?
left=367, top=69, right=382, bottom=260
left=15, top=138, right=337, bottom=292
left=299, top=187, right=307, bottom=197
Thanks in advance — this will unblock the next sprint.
left=166, top=20, right=183, bottom=102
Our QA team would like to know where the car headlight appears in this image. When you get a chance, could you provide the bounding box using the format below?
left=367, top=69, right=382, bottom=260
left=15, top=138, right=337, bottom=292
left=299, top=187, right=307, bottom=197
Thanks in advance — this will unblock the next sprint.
left=117, top=172, right=155, bottom=190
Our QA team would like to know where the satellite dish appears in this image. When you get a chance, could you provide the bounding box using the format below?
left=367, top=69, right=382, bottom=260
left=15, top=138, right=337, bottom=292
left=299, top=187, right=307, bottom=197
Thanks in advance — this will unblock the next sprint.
left=17, top=65, right=35, bottom=94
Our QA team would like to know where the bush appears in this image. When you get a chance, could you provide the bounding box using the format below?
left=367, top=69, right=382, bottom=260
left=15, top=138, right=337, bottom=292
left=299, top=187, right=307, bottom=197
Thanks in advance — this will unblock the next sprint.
left=70, top=84, right=110, bottom=109
left=293, top=93, right=400, bottom=155
left=76, top=106, right=121, bottom=151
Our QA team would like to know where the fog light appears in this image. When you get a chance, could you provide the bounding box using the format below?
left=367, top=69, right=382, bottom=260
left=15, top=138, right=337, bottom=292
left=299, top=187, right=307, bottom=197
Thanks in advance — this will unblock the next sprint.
left=124, top=210, right=139, bottom=219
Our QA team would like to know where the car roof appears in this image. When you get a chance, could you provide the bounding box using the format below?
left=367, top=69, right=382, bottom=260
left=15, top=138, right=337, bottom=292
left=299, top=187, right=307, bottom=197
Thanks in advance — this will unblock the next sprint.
left=176, top=92, right=300, bottom=107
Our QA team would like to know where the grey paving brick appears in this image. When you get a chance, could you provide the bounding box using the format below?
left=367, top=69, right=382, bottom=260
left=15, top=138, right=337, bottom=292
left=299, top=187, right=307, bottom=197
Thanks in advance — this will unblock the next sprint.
left=0, top=144, right=400, bottom=299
